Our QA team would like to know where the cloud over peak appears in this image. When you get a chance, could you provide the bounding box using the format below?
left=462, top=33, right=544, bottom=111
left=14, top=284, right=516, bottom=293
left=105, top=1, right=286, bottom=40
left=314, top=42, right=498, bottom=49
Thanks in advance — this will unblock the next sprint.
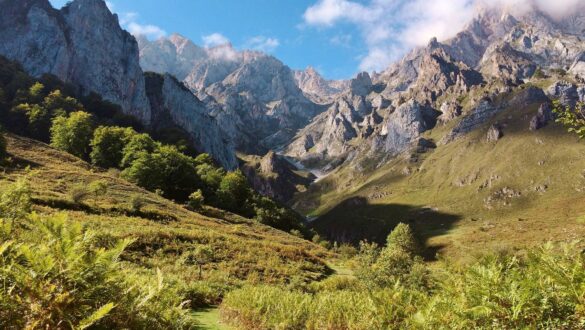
left=304, top=0, right=585, bottom=73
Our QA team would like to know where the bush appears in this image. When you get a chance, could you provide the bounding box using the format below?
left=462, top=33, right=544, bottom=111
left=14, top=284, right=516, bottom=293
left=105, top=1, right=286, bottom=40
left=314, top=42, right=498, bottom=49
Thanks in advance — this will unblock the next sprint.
left=88, top=180, right=108, bottom=199
left=187, top=189, right=205, bottom=210
left=0, top=177, right=32, bottom=221
left=0, top=212, right=196, bottom=329
left=50, top=111, right=94, bottom=159
left=217, top=171, right=250, bottom=213
left=90, top=126, right=135, bottom=168
left=69, top=184, right=90, bottom=204
left=122, top=145, right=202, bottom=201
left=130, top=194, right=146, bottom=213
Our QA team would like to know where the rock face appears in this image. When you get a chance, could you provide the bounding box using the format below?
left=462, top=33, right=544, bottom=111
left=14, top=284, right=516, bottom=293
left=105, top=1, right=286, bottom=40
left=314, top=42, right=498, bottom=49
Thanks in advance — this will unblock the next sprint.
left=486, top=125, right=503, bottom=142
left=374, top=101, right=439, bottom=154
left=0, top=0, right=151, bottom=123
left=145, top=73, right=238, bottom=170
left=530, top=103, right=553, bottom=131
left=138, top=36, right=323, bottom=152
left=241, top=151, right=315, bottom=203
left=293, top=66, right=349, bottom=103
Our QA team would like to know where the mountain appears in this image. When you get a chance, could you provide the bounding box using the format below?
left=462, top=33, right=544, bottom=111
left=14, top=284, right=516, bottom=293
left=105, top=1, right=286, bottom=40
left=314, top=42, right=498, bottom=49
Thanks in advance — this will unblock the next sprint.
left=138, top=35, right=325, bottom=153
left=0, top=0, right=240, bottom=169
left=283, top=6, right=585, bottom=174
left=293, top=66, right=349, bottom=104
left=0, top=0, right=150, bottom=123
left=144, top=72, right=238, bottom=169
left=288, top=6, right=585, bottom=252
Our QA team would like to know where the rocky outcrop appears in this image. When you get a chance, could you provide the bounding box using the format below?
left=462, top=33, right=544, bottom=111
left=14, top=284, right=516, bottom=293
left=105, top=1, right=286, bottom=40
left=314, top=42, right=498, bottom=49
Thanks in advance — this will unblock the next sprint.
left=529, top=103, right=553, bottom=131
left=145, top=73, right=238, bottom=169
left=486, top=124, right=503, bottom=142
left=241, top=151, right=315, bottom=203
left=0, top=0, right=151, bottom=123
left=374, top=101, right=439, bottom=154
left=293, top=66, right=348, bottom=103
left=442, top=99, right=499, bottom=143
left=546, top=81, right=581, bottom=107
left=139, top=35, right=323, bottom=152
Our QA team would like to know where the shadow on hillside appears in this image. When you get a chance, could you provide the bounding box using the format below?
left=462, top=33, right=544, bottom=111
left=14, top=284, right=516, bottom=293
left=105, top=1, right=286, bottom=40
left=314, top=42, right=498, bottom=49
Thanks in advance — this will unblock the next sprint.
left=311, top=197, right=462, bottom=260
left=33, top=197, right=178, bottom=223
left=1, top=155, right=42, bottom=172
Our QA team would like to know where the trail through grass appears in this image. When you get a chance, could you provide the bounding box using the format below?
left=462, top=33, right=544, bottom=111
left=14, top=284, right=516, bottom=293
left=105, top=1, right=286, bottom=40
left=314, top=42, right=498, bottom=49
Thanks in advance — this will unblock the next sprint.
left=193, top=307, right=233, bottom=330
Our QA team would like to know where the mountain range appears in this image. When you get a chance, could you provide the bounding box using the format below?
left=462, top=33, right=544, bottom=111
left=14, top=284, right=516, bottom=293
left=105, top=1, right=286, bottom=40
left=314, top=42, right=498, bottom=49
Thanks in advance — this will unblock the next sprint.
left=1, top=0, right=585, bottom=250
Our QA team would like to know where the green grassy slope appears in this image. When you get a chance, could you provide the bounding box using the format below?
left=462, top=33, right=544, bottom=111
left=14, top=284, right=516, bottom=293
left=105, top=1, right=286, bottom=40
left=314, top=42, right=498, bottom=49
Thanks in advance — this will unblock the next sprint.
left=1, top=134, right=332, bottom=302
left=294, top=94, right=585, bottom=261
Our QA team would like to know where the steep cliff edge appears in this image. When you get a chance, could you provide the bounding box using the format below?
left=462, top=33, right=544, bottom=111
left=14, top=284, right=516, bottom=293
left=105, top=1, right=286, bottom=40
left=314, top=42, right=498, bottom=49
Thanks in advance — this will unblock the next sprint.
left=0, top=0, right=151, bottom=123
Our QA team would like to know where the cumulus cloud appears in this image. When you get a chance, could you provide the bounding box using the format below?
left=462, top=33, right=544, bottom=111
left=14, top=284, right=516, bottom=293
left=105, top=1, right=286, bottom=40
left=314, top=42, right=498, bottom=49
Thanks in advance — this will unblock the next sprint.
left=303, top=0, right=585, bottom=73
left=243, top=36, right=280, bottom=53
left=120, top=12, right=166, bottom=40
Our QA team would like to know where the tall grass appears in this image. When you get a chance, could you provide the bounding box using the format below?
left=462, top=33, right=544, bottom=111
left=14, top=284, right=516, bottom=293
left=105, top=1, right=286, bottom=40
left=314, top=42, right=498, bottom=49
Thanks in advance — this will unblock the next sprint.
left=221, top=225, right=585, bottom=329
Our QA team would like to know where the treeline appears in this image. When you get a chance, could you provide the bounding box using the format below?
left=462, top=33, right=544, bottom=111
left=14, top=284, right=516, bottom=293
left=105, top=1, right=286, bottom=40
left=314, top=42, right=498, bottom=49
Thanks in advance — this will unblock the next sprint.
left=0, top=56, right=306, bottom=234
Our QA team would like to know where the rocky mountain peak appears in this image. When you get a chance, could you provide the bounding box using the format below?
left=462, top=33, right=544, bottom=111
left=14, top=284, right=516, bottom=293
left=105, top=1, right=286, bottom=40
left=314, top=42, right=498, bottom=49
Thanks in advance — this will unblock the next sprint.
left=350, top=72, right=372, bottom=96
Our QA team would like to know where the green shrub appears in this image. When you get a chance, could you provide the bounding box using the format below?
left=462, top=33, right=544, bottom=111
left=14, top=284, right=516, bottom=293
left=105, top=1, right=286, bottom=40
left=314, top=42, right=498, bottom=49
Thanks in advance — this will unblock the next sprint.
left=0, top=212, right=196, bottom=329
left=0, top=177, right=32, bottom=221
left=50, top=111, right=94, bottom=159
left=69, top=184, right=90, bottom=204
left=122, top=145, right=202, bottom=201
left=554, top=101, right=585, bottom=139
left=88, top=179, right=108, bottom=199
left=130, top=194, right=146, bottom=213
left=90, top=126, right=135, bottom=168
left=187, top=189, right=205, bottom=210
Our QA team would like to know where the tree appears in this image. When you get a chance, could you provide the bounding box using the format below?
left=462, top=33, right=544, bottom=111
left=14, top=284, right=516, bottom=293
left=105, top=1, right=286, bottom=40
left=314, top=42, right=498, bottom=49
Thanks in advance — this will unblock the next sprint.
left=50, top=111, right=94, bottom=159
left=554, top=101, right=585, bottom=139
left=217, top=171, right=250, bottom=213
left=188, top=245, right=214, bottom=279
left=90, top=126, right=135, bottom=168
left=188, top=190, right=205, bottom=210
left=43, top=89, right=83, bottom=115
left=122, top=145, right=202, bottom=201
left=120, top=133, right=158, bottom=169
left=11, top=103, right=50, bottom=140
left=386, top=222, right=421, bottom=257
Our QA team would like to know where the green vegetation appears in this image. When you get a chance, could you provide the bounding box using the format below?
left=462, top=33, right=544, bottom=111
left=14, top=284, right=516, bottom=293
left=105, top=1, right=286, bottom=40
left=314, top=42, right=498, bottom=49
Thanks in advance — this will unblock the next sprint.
left=0, top=55, right=308, bottom=236
left=50, top=111, right=94, bottom=158
left=90, top=126, right=134, bottom=168
left=554, top=100, right=585, bottom=139
left=0, top=133, right=330, bottom=328
left=222, top=224, right=585, bottom=329
left=0, top=181, right=195, bottom=328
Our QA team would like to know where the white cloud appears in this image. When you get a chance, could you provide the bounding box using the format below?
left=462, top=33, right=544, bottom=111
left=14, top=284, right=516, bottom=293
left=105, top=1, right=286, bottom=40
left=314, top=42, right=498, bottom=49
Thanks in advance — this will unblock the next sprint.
left=303, top=0, right=585, bottom=73
left=120, top=12, right=166, bottom=40
left=243, top=36, right=280, bottom=53
left=330, top=34, right=352, bottom=47
left=202, top=33, right=231, bottom=48
left=105, top=1, right=114, bottom=12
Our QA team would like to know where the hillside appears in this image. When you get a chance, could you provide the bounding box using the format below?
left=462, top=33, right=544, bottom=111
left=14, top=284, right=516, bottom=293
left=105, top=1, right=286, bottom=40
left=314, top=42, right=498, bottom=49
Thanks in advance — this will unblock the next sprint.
left=1, top=133, right=331, bottom=293
left=294, top=83, right=585, bottom=261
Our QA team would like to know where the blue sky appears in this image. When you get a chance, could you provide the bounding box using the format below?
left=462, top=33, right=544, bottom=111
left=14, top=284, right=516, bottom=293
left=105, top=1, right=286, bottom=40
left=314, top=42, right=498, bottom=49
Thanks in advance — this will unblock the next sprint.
left=49, top=0, right=582, bottom=80
left=49, top=0, right=367, bottom=80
